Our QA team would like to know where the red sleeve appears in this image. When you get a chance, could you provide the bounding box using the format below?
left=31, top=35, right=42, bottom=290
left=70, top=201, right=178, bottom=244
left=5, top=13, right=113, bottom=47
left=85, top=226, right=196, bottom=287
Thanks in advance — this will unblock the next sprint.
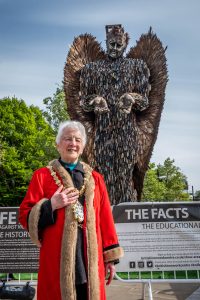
left=98, top=174, right=119, bottom=250
left=19, top=168, right=47, bottom=230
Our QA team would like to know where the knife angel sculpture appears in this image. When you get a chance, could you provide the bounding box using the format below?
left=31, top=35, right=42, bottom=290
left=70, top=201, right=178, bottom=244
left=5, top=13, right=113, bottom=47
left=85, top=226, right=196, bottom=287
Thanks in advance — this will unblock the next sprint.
left=64, top=24, right=168, bottom=204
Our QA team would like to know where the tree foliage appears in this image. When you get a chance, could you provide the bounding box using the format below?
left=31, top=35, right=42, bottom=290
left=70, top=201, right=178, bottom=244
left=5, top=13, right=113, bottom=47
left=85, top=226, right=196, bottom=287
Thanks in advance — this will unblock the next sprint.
left=0, top=97, right=57, bottom=206
left=142, top=158, right=190, bottom=201
left=194, top=190, right=200, bottom=201
left=142, top=163, right=166, bottom=201
left=43, top=86, right=69, bottom=131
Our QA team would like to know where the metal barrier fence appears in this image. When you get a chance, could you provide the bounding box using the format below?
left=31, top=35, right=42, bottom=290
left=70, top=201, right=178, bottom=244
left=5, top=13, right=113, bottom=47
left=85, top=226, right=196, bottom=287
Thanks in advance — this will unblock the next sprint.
left=1, top=271, right=200, bottom=300
left=0, top=273, right=37, bottom=285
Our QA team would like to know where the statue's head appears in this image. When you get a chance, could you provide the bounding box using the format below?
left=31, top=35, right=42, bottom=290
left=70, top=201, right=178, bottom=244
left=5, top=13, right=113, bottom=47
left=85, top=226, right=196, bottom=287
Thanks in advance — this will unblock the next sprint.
left=105, top=24, right=129, bottom=59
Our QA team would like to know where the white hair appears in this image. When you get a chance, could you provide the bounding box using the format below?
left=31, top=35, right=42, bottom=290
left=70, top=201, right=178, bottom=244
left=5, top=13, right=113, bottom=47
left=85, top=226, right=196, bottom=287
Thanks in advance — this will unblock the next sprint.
left=56, top=120, right=87, bottom=147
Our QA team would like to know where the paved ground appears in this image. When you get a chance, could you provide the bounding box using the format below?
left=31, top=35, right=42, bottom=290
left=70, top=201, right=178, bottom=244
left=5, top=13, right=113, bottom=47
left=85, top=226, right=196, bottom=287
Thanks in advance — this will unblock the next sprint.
left=106, top=281, right=200, bottom=300
left=32, top=280, right=200, bottom=299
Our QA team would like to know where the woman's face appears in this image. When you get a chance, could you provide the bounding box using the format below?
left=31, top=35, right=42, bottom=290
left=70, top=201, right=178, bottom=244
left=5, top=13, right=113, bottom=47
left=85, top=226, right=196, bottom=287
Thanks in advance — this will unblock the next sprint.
left=57, top=128, right=84, bottom=163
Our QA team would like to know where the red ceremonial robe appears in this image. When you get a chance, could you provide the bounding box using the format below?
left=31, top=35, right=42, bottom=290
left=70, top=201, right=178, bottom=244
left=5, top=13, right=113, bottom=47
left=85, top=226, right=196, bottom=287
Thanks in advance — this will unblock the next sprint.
left=19, top=159, right=123, bottom=300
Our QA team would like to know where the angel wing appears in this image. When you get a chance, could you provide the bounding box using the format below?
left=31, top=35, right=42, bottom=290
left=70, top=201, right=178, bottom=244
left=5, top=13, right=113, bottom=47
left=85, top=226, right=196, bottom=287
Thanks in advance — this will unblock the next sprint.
left=64, top=34, right=106, bottom=161
left=126, top=27, right=168, bottom=200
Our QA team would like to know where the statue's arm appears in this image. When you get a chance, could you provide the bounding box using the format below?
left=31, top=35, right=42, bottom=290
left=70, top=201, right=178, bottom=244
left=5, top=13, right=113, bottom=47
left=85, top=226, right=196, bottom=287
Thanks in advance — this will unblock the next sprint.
left=79, top=64, right=109, bottom=114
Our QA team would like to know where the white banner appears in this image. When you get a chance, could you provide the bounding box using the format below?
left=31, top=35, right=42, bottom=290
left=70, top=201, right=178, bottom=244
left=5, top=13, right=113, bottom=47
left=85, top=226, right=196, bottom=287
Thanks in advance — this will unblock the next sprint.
left=113, top=202, right=200, bottom=272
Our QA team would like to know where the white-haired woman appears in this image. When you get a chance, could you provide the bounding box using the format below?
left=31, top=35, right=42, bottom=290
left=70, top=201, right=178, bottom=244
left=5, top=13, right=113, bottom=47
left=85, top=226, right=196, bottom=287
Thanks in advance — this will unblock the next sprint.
left=19, top=120, right=123, bottom=300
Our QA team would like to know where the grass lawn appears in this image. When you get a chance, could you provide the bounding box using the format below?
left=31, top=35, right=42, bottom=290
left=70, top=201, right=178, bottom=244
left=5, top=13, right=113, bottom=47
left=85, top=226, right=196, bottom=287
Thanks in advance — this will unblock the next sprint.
left=116, top=270, right=200, bottom=280
left=1, top=270, right=199, bottom=281
left=0, top=273, right=38, bottom=280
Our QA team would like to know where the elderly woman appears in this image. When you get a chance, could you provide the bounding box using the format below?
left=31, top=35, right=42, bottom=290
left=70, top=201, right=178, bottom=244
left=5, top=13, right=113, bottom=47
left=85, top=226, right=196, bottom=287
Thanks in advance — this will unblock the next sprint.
left=19, top=120, right=123, bottom=300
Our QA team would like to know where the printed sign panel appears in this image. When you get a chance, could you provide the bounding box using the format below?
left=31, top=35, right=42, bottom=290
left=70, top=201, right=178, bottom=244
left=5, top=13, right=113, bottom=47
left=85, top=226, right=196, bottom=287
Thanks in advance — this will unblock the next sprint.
left=0, top=207, right=39, bottom=273
left=113, top=202, right=200, bottom=272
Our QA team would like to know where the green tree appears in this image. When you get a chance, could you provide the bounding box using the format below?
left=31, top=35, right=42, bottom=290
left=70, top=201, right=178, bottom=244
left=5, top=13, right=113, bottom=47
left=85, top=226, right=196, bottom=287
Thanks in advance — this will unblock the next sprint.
left=0, top=97, right=57, bottom=206
left=142, top=158, right=190, bottom=201
left=43, top=86, right=69, bottom=131
left=142, top=163, right=166, bottom=201
left=194, top=190, right=200, bottom=201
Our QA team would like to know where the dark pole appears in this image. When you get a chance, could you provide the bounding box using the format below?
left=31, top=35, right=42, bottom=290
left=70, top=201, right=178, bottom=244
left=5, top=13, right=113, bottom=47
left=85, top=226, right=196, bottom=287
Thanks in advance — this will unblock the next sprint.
left=192, top=185, right=195, bottom=201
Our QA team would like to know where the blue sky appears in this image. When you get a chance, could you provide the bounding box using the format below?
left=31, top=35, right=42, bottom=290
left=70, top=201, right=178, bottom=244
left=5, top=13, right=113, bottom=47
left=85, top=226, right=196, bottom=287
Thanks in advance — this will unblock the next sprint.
left=0, top=0, right=200, bottom=192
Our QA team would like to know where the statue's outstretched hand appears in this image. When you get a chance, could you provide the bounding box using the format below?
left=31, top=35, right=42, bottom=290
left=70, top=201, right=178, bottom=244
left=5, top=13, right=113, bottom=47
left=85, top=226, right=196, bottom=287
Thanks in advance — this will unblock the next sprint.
left=92, top=96, right=110, bottom=114
left=80, top=95, right=109, bottom=114
left=118, top=93, right=135, bottom=114
left=118, top=93, right=146, bottom=113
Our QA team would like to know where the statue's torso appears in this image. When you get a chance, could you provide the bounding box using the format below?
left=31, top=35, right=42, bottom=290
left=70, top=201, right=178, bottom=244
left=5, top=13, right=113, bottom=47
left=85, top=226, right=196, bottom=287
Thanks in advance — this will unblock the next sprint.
left=83, top=58, right=147, bottom=103
left=80, top=57, right=149, bottom=203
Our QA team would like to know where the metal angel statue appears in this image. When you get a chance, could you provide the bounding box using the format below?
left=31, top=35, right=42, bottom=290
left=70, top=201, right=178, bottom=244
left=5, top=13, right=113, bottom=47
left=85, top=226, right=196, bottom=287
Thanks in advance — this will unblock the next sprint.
left=64, top=24, right=168, bottom=204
